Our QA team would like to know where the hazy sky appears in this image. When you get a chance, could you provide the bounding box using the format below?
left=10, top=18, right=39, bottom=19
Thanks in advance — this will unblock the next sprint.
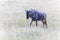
left=0, top=0, right=59, bottom=15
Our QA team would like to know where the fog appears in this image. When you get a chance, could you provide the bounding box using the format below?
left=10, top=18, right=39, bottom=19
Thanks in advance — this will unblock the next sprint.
left=0, top=0, right=60, bottom=40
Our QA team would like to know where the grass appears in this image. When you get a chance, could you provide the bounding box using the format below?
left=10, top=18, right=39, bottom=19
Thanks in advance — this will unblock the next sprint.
left=0, top=10, right=59, bottom=40
left=1, top=12, right=59, bottom=40
left=0, top=0, right=60, bottom=40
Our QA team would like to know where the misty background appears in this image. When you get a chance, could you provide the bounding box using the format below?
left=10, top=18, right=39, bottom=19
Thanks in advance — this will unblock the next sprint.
left=0, top=0, right=60, bottom=40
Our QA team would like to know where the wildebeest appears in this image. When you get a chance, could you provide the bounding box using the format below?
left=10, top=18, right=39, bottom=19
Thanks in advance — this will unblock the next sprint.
left=25, top=8, right=47, bottom=28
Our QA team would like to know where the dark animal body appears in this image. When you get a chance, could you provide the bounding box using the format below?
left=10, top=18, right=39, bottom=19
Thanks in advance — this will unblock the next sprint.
left=25, top=9, right=47, bottom=28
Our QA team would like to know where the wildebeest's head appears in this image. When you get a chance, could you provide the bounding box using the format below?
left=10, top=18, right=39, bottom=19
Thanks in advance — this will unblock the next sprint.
left=25, top=9, right=32, bottom=19
left=25, top=10, right=30, bottom=19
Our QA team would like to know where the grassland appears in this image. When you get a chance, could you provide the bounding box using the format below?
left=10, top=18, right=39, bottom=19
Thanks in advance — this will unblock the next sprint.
left=0, top=0, right=60, bottom=40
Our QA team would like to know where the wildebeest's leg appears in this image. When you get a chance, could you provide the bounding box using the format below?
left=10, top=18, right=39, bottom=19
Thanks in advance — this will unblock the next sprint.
left=36, top=20, right=38, bottom=27
left=42, top=20, right=44, bottom=27
left=42, top=19, right=47, bottom=28
left=45, top=19, right=47, bottom=28
left=30, top=20, right=33, bottom=27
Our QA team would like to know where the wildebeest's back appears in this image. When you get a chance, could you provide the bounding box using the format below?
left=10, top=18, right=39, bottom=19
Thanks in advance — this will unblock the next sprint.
left=37, top=11, right=46, bottom=20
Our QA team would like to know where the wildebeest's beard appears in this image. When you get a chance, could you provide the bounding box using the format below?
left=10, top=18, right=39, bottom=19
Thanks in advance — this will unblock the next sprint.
left=26, top=11, right=29, bottom=19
